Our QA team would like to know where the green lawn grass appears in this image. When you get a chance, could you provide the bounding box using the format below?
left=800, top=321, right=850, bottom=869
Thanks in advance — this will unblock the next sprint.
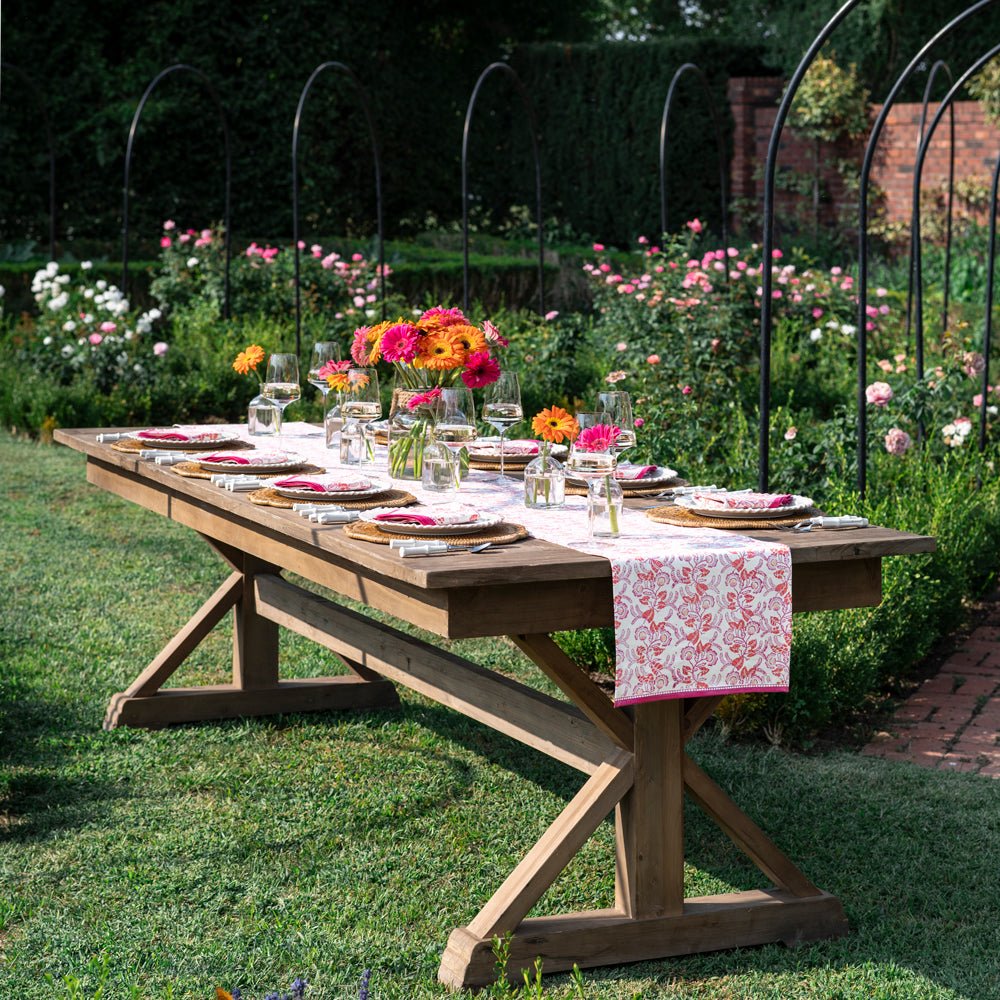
left=2, top=431, right=999, bottom=1000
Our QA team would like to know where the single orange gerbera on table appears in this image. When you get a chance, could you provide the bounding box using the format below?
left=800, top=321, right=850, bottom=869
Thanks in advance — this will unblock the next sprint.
left=232, top=344, right=265, bottom=376
left=531, top=405, right=580, bottom=444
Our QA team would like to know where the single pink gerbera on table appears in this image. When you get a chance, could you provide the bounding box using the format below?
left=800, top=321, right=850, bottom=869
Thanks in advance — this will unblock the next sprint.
left=407, top=386, right=443, bottom=411
left=577, top=423, right=621, bottom=452
left=461, top=351, right=501, bottom=389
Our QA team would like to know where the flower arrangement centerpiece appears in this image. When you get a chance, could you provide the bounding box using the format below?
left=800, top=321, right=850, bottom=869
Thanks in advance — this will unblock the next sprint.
left=525, top=405, right=579, bottom=508
left=348, top=306, right=507, bottom=479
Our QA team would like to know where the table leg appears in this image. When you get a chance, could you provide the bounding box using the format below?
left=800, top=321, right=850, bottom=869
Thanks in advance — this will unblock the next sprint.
left=437, top=640, right=848, bottom=990
left=103, top=549, right=398, bottom=729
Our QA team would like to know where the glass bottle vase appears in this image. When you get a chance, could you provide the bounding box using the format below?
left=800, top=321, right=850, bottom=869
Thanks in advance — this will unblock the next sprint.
left=588, top=474, right=623, bottom=537
left=523, top=449, right=566, bottom=508
left=247, top=394, right=279, bottom=436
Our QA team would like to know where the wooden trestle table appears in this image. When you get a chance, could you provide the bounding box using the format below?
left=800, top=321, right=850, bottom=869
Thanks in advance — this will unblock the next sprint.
left=55, top=428, right=936, bottom=989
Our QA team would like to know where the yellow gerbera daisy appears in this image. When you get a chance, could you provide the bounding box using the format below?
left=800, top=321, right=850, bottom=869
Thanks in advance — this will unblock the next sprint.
left=419, top=330, right=467, bottom=371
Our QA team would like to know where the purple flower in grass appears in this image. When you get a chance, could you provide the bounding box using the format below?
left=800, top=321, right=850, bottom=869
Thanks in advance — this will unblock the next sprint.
left=358, top=969, right=372, bottom=1000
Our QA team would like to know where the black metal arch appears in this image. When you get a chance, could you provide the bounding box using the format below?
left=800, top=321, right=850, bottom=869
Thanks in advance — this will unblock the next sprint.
left=1, top=62, right=56, bottom=260
left=292, top=61, right=385, bottom=359
left=122, top=64, right=232, bottom=317
left=979, top=136, right=1000, bottom=451
left=908, top=44, right=1000, bottom=453
left=905, top=60, right=955, bottom=359
left=461, top=62, right=544, bottom=315
left=909, top=49, right=999, bottom=449
left=856, top=0, right=998, bottom=495
left=757, top=0, right=863, bottom=491
left=658, top=63, right=728, bottom=246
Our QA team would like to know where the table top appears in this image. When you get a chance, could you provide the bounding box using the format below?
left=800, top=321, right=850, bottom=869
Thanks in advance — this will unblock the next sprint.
left=54, top=427, right=937, bottom=638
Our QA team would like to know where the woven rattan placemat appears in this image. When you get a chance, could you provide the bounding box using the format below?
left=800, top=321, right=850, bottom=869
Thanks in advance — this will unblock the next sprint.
left=468, top=459, right=531, bottom=472
left=248, top=487, right=416, bottom=510
left=343, top=519, right=529, bottom=546
left=565, top=476, right=687, bottom=497
left=644, top=505, right=822, bottom=530
left=171, top=461, right=325, bottom=480
left=111, top=437, right=254, bottom=454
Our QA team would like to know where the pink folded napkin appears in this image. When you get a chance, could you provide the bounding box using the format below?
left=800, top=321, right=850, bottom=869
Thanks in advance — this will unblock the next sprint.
left=201, top=451, right=291, bottom=466
left=136, top=429, right=193, bottom=441
left=374, top=503, right=480, bottom=526
left=273, top=474, right=371, bottom=493
left=615, top=465, right=657, bottom=480
left=693, top=491, right=794, bottom=510
left=201, top=453, right=251, bottom=464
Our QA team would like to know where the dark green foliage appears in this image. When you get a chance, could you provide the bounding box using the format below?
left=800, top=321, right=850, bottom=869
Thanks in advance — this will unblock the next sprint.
left=0, top=0, right=602, bottom=256
left=504, top=38, right=768, bottom=246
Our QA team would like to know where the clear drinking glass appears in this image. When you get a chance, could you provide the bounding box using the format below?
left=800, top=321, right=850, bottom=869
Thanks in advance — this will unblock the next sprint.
left=262, top=353, right=301, bottom=446
left=481, top=372, right=523, bottom=482
left=430, top=386, right=477, bottom=490
left=340, top=367, right=382, bottom=466
left=596, top=390, right=636, bottom=456
left=567, top=411, right=619, bottom=541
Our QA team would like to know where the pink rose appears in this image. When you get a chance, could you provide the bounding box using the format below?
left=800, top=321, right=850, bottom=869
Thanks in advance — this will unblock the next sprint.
left=784, top=426, right=797, bottom=441
left=681, top=385, right=692, bottom=395
left=544, top=310, right=559, bottom=321
left=160, top=237, right=172, bottom=248
left=163, top=220, right=176, bottom=231
left=88, top=333, right=103, bottom=346
left=153, top=342, right=168, bottom=356
left=637, top=235, right=648, bottom=244
left=100, top=321, right=117, bottom=333
left=884, top=428, right=912, bottom=455
left=865, top=381, right=893, bottom=407
left=593, top=243, right=605, bottom=252
left=686, top=218, right=702, bottom=234
left=633, top=418, right=645, bottom=428
left=647, top=354, right=661, bottom=365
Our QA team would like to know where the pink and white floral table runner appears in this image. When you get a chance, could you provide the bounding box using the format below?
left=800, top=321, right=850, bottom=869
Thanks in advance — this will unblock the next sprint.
left=166, top=423, right=792, bottom=706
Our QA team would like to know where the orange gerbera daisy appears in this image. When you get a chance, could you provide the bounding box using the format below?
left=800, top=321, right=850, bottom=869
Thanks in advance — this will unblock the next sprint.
left=531, top=405, right=579, bottom=444
left=326, top=372, right=350, bottom=392
left=232, top=344, right=265, bottom=376
left=448, top=324, right=488, bottom=354
left=420, top=330, right=467, bottom=371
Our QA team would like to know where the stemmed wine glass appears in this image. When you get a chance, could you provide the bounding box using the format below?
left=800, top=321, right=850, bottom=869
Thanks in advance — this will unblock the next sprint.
left=340, top=367, right=382, bottom=466
left=307, top=342, right=340, bottom=398
left=262, top=353, right=301, bottom=447
left=567, top=411, right=620, bottom=541
left=432, top=386, right=478, bottom=490
left=596, top=390, right=636, bottom=457
left=481, top=372, right=523, bottom=482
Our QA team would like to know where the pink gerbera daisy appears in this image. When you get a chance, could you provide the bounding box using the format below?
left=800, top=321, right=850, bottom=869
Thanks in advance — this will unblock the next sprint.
left=317, top=359, right=351, bottom=379
left=406, top=386, right=442, bottom=411
left=482, top=319, right=509, bottom=348
left=461, top=351, right=501, bottom=389
left=577, top=423, right=621, bottom=452
left=350, top=327, right=372, bottom=366
left=380, top=322, right=421, bottom=363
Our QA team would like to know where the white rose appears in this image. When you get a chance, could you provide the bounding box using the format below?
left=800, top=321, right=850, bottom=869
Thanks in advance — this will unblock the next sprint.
left=187, top=257, right=199, bottom=268
left=63, top=320, right=77, bottom=332
left=80, top=260, right=93, bottom=270
left=809, top=329, right=822, bottom=342
left=96, top=279, right=107, bottom=291
left=42, top=336, right=53, bottom=345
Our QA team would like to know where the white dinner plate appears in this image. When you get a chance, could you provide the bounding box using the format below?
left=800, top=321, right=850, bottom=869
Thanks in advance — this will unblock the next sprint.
left=128, top=428, right=243, bottom=449
left=272, top=482, right=389, bottom=501
left=359, top=508, right=502, bottom=536
left=467, top=440, right=567, bottom=461
left=197, top=453, right=307, bottom=474
left=568, top=464, right=679, bottom=486
left=673, top=494, right=815, bottom=519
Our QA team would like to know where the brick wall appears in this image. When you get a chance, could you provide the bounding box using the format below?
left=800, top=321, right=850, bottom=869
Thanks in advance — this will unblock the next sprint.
left=727, top=76, right=1000, bottom=236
